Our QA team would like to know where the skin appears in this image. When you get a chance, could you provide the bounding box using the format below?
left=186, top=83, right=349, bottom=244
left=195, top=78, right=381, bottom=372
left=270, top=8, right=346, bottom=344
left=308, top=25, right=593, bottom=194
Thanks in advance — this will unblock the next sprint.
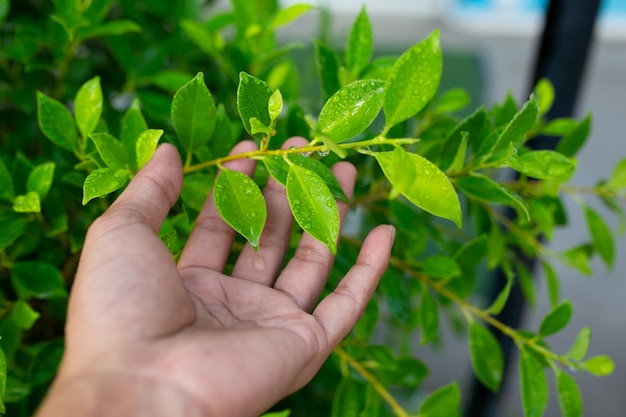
left=35, top=137, right=395, bottom=417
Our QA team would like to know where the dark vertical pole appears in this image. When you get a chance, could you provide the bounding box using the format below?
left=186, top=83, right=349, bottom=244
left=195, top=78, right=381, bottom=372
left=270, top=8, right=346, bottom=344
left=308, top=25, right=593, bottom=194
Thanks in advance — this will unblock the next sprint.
left=466, top=1, right=602, bottom=416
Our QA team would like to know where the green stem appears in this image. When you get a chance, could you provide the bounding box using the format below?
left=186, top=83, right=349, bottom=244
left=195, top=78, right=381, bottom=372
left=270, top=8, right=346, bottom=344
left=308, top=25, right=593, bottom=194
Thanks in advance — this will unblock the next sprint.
left=334, top=347, right=410, bottom=417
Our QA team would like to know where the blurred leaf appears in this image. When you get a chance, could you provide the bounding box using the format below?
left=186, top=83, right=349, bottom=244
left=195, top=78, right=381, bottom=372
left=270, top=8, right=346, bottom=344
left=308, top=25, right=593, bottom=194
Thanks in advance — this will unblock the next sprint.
left=384, top=30, right=442, bottom=129
left=556, top=370, right=582, bottom=417
left=181, top=173, right=214, bottom=212
left=376, top=147, right=461, bottom=227
left=37, top=92, right=78, bottom=153
left=541, top=260, right=560, bottom=307
left=76, top=20, right=141, bottom=41
left=435, top=88, right=470, bottom=114
left=318, top=79, right=384, bottom=143
left=135, top=129, right=163, bottom=170
left=418, top=382, right=461, bottom=417
left=10, top=300, right=40, bottom=330
left=355, top=297, right=379, bottom=342
left=487, top=274, right=513, bottom=315
left=539, top=300, right=572, bottom=337
left=608, top=158, right=626, bottom=188
left=331, top=378, right=363, bottom=417
left=314, top=40, right=341, bottom=102
left=345, top=6, right=372, bottom=76
left=567, top=327, right=591, bottom=361
left=533, top=78, right=554, bottom=116
left=0, top=213, right=28, bottom=251
left=11, top=261, right=67, bottom=300
left=418, top=289, right=438, bottom=345
left=582, top=355, right=614, bottom=376
left=509, top=150, right=575, bottom=180
left=26, top=162, right=55, bottom=199
left=12, top=191, right=41, bottom=213
left=286, top=164, right=339, bottom=254
left=469, top=322, right=503, bottom=392
left=420, top=256, right=461, bottom=279
left=516, top=261, right=536, bottom=306
left=82, top=167, right=129, bottom=205
left=237, top=72, right=273, bottom=140
left=28, top=339, right=64, bottom=387
left=556, top=113, right=591, bottom=157
left=562, top=244, right=593, bottom=276
left=0, top=348, right=5, bottom=413
left=520, top=348, right=548, bottom=417
left=261, top=411, right=291, bottom=417
left=214, top=169, right=266, bottom=250
left=362, top=56, right=396, bottom=80
left=439, top=106, right=487, bottom=170
left=0, top=0, right=9, bottom=26
left=172, top=72, right=217, bottom=152
left=542, top=118, right=577, bottom=136
left=584, top=206, right=615, bottom=267
left=271, top=4, right=314, bottom=28
left=0, top=158, right=14, bottom=202
left=74, top=76, right=103, bottom=139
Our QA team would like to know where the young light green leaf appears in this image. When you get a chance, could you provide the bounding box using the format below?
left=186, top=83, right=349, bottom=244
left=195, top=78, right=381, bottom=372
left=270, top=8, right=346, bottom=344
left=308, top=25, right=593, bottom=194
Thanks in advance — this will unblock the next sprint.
left=318, top=79, right=385, bottom=143
left=562, top=244, right=593, bottom=276
left=27, top=162, right=55, bottom=199
left=121, top=99, right=148, bottom=171
left=520, top=348, right=548, bottom=417
left=11, top=300, right=40, bottom=330
left=271, top=4, right=314, bottom=29
left=10, top=261, right=67, bottom=300
left=260, top=411, right=291, bottom=417
left=486, top=95, right=539, bottom=164
left=435, top=88, right=470, bottom=114
left=345, top=6, right=372, bottom=76
left=136, top=129, right=163, bottom=169
left=0, top=158, right=13, bottom=201
left=249, top=117, right=273, bottom=135
left=13, top=191, right=41, bottom=213
left=509, top=150, right=575, bottom=180
left=455, top=173, right=530, bottom=222
left=487, top=274, right=513, bottom=315
left=375, top=147, right=461, bottom=227
left=534, top=78, right=554, bottom=116
left=37, top=92, right=78, bottom=152
left=556, top=113, right=591, bottom=157
left=539, top=300, right=573, bottom=337
left=418, top=289, right=438, bottom=345
left=82, top=167, right=129, bottom=204
left=556, top=370, right=583, bottom=417
left=567, top=327, right=591, bottom=361
left=469, top=322, right=504, bottom=392
left=268, top=89, right=283, bottom=122
left=314, top=40, right=341, bottom=102
left=89, top=132, right=129, bottom=169
left=237, top=72, right=273, bottom=140
left=584, top=206, right=615, bottom=267
left=608, top=158, right=626, bottom=189
left=172, top=72, right=217, bottom=152
left=214, top=169, right=266, bottom=250
left=286, top=164, right=339, bottom=254
left=420, top=256, right=461, bottom=279
left=74, top=76, right=103, bottom=139
left=418, top=382, right=461, bottom=417
left=384, top=30, right=442, bottom=129
left=582, top=355, right=614, bottom=376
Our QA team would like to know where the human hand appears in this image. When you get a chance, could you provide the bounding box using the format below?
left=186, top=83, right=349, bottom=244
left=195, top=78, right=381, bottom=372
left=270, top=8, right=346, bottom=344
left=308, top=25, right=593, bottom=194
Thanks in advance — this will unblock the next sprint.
left=36, top=138, right=395, bottom=417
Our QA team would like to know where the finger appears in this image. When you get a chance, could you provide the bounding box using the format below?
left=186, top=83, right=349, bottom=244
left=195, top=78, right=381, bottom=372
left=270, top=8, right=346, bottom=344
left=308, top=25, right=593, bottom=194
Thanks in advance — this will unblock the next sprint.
left=274, top=161, right=356, bottom=311
left=230, top=137, right=308, bottom=285
left=313, top=225, right=395, bottom=347
left=178, top=140, right=258, bottom=273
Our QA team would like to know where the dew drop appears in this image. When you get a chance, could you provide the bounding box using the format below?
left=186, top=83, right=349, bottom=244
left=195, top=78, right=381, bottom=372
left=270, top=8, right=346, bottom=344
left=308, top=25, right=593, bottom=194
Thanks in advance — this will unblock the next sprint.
left=317, top=149, right=330, bottom=157
left=289, top=145, right=297, bottom=150
left=241, top=73, right=249, bottom=84
left=300, top=151, right=312, bottom=157
left=332, top=96, right=340, bottom=102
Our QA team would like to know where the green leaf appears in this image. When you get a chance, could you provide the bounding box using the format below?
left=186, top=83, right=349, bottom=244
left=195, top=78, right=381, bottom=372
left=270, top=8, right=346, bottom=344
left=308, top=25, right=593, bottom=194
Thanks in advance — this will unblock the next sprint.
left=11, top=300, right=40, bottom=330
left=509, top=150, right=575, bottom=180
left=0, top=213, right=28, bottom=251
left=539, top=300, right=572, bottom=337
left=286, top=164, right=339, bottom=254
left=582, top=355, right=614, bottom=376
left=76, top=19, right=141, bottom=41
left=271, top=4, right=314, bottom=28
left=181, top=173, right=214, bottom=212
left=121, top=99, right=148, bottom=171
left=418, top=289, right=438, bottom=345
left=180, top=19, right=222, bottom=57
left=455, top=173, right=530, bottom=222
left=345, top=6, right=372, bottom=76
left=584, top=206, right=615, bottom=267
left=261, top=411, right=291, bottom=417
left=487, top=274, right=513, bottom=315
left=82, top=167, right=129, bottom=204
left=214, top=169, right=266, bottom=250
left=136, top=129, right=163, bottom=170
left=11, top=261, right=67, bottom=299
left=519, top=348, right=548, bottom=417
left=469, top=322, right=504, bottom=392
left=314, top=40, right=341, bottom=102
left=172, top=72, right=217, bottom=152
left=533, top=78, right=554, bottom=116
left=420, top=256, right=461, bottom=279
left=268, top=89, right=283, bottom=122
left=562, top=245, right=593, bottom=276
left=384, top=30, right=442, bottom=129
left=556, top=113, right=591, bottom=157
left=556, top=370, right=583, bottom=417
left=332, top=378, right=363, bottom=417
left=362, top=56, right=396, bottom=81
left=318, top=79, right=385, bottom=143
left=541, top=260, right=560, bottom=307
left=27, top=162, right=55, bottom=199
left=608, top=158, right=626, bottom=188
left=263, top=154, right=348, bottom=202
left=237, top=72, right=273, bottom=140
left=89, top=133, right=129, bottom=170
left=435, top=88, right=470, bottom=114
left=37, top=92, right=78, bottom=152
left=438, top=106, right=487, bottom=171
left=0, top=0, right=9, bottom=26
left=150, top=70, right=196, bottom=92
left=418, top=382, right=461, bottom=417
left=0, top=347, right=5, bottom=413
left=74, top=76, right=103, bottom=139
left=486, top=95, right=539, bottom=164
left=13, top=191, right=41, bottom=213
left=355, top=297, right=379, bottom=342
left=0, top=158, right=13, bottom=201
left=375, top=147, right=461, bottom=227
left=567, top=327, right=591, bottom=361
